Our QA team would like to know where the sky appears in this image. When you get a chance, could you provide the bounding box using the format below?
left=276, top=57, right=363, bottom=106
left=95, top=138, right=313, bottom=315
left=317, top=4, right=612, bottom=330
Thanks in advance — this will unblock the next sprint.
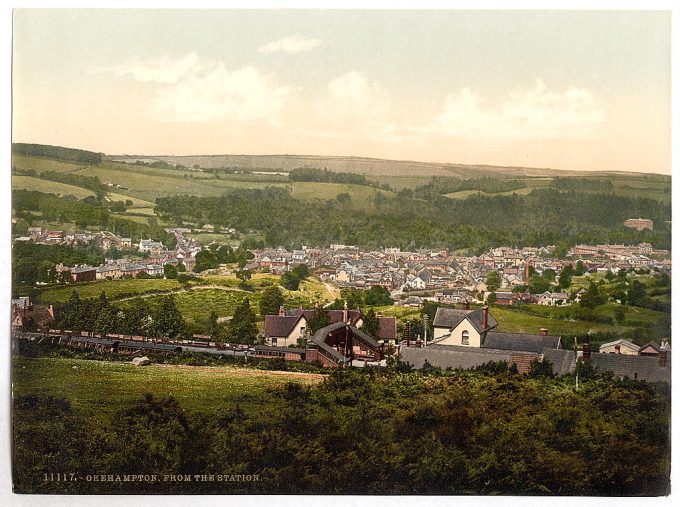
left=11, top=9, right=672, bottom=174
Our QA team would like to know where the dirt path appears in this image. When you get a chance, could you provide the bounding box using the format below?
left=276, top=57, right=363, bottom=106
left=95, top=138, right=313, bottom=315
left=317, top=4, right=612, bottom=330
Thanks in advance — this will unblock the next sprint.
left=323, top=281, right=340, bottom=300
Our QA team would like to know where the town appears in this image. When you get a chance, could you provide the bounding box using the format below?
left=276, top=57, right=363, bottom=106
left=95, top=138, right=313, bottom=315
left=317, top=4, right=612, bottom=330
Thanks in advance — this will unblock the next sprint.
left=12, top=219, right=671, bottom=384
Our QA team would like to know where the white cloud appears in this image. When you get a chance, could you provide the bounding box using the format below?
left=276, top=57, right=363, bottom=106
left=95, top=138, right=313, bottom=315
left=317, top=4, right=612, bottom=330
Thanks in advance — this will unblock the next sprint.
left=426, top=80, right=605, bottom=142
left=258, top=36, right=322, bottom=54
left=96, top=53, right=292, bottom=123
left=93, top=52, right=203, bottom=84
left=152, top=64, right=292, bottom=123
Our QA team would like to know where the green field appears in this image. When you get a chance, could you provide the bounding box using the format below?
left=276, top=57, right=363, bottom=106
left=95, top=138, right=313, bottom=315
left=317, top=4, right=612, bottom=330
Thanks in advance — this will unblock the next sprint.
left=444, top=187, right=536, bottom=199
left=13, top=155, right=395, bottom=206
left=111, top=213, right=150, bottom=224
left=186, top=232, right=238, bottom=246
left=106, top=192, right=154, bottom=208
left=12, top=356, right=322, bottom=416
left=12, top=175, right=96, bottom=199
left=12, top=154, right=87, bottom=173
left=491, top=306, right=620, bottom=336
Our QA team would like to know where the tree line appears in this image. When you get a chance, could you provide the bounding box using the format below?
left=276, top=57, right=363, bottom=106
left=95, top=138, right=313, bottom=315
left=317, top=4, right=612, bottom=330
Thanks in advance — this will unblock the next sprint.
left=13, top=143, right=103, bottom=165
left=154, top=186, right=671, bottom=252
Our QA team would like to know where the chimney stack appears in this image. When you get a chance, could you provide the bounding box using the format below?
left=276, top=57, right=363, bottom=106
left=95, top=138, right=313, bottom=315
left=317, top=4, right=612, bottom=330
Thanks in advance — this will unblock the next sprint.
left=583, top=337, right=591, bottom=361
left=482, top=304, right=488, bottom=329
left=659, top=349, right=668, bottom=367
left=279, top=305, right=285, bottom=317
left=464, top=299, right=470, bottom=311
left=525, top=262, right=530, bottom=287
left=343, top=301, right=349, bottom=323
left=540, top=327, right=548, bottom=336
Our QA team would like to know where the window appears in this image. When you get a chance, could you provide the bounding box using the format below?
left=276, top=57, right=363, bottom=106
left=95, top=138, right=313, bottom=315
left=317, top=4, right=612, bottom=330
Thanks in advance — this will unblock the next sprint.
left=271, top=338, right=278, bottom=346
left=461, top=330, right=469, bottom=346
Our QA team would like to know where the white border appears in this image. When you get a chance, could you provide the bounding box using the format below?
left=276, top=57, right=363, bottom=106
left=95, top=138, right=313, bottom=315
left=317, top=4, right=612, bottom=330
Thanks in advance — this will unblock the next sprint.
left=2, top=2, right=678, bottom=507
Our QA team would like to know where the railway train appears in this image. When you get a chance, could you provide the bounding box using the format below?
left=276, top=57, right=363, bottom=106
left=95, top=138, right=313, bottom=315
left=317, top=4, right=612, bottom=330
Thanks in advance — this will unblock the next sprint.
left=13, top=330, right=301, bottom=360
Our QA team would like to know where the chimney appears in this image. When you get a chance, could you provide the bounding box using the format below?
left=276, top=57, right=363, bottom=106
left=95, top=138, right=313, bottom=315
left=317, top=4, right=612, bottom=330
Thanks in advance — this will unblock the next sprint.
left=659, top=349, right=668, bottom=367
left=615, top=344, right=621, bottom=354
left=540, top=327, right=548, bottom=336
left=525, top=262, right=530, bottom=287
left=582, top=337, right=591, bottom=361
left=482, top=304, right=488, bottom=329
left=464, top=299, right=470, bottom=311
left=661, top=338, right=668, bottom=350
left=278, top=305, right=285, bottom=317
left=343, top=301, right=349, bottom=323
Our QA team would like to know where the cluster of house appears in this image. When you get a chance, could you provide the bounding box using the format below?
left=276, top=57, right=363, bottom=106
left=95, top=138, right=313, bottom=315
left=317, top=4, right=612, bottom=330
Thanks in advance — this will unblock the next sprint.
left=568, top=242, right=668, bottom=269
left=14, top=227, right=133, bottom=249
left=251, top=243, right=669, bottom=304
left=399, top=305, right=671, bottom=382
left=52, top=228, right=207, bottom=282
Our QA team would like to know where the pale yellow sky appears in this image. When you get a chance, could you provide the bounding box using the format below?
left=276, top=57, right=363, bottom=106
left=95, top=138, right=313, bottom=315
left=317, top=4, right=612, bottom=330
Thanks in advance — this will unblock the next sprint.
left=12, top=9, right=671, bottom=174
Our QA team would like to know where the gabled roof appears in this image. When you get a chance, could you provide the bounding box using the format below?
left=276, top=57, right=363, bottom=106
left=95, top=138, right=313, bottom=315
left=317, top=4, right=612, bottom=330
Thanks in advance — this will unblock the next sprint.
left=542, top=348, right=577, bottom=375
left=264, top=314, right=305, bottom=338
left=466, top=308, right=498, bottom=334
left=639, top=341, right=661, bottom=353
left=432, top=308, right=470, bottom=328
left=483, top=331, right=561, bottom=354
left=378, top=316, right=397, bottom=341
left=329, top=309, right=362, bottom=326
left=432, top=307, right=497, bottom=334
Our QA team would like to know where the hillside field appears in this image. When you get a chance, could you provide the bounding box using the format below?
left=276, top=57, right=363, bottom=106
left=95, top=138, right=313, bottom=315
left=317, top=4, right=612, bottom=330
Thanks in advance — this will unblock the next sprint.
left=12, top=356, right=323, bottom=416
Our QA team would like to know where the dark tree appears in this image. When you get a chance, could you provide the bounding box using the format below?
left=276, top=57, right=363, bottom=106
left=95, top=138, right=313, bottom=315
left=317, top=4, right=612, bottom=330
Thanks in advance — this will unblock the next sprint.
left=227, top=298, right=258, bottom=344
left=361, top=308, right=380, bottom=339
left=259, top=286, right=284, bottom=317
left=152, top=296, right=185, bottom=339
left=486, top=270, right=502, bottom=292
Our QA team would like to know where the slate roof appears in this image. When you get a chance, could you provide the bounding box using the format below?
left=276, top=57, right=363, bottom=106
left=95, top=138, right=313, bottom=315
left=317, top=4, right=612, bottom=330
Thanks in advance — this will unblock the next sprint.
left=378, top=317, right=397, bottom=341
left=71, top=266, right=96, bottom=274
left=542, top=348, right=577, bottom=375
left=329, top=309, right=363, bottom=326
left=310, top=322, right=382, bottom=353
left=432, top=307, right=498, bottom=335
left=432, top=308, right=470, bottom=328
left=264, top=315, right=303, bottom=338
left=400, top=343, right=517, bottom=370
left=466, top=308, right=498, bottom=334
left=589, top=352, right=670, bottom=383
left=483, top=331, right=561, bottom=354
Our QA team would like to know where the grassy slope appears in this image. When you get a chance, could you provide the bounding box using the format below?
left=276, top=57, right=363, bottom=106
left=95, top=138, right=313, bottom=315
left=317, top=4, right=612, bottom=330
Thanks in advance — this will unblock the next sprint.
left=12, top=356, right=322, bottom=416
left=37, top=279, right=183, bottom=303
left=491, top=306, right=620, bottom=336
left=12, top=175, right=96, bottom=199
left=15, top=155, right=394, bottom=206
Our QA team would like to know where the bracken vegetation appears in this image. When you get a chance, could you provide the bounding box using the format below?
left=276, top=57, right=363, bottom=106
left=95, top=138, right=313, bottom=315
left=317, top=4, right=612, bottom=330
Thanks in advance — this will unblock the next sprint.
left=12, top=355, right=670, bottom=495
